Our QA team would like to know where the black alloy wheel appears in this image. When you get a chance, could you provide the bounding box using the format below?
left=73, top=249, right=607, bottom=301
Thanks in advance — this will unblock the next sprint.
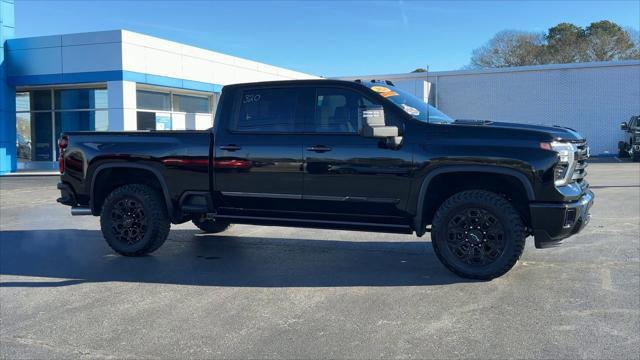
left=431, top=190, right=525, bottom=280
left=100, top=184, right=170, bottom=256
left=445, top=207, right=506, bottom=266
left=110, top=198, right=148, bottom=245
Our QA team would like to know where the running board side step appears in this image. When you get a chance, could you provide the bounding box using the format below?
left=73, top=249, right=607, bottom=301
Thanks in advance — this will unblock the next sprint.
left=213, top=214, right=414, bottom=234
left=71, top=207, right=93, bottom=216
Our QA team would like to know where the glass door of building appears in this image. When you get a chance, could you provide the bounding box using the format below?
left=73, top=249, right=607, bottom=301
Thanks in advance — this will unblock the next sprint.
left=33, top=113, right=54, bottom=162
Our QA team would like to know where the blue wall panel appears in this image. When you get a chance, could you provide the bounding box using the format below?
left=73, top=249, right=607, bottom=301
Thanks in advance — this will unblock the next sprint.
left=0, top=0, right=16, bottom=174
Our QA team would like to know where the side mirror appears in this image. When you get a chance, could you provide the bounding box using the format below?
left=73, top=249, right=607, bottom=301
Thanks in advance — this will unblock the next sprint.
left=620, top=122, right=629, bottom=130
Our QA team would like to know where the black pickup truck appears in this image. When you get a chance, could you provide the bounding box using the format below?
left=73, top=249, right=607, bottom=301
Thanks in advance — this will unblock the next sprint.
left=619, top=115, right=640, bottom=161
left=57, top=79, right=594, bottom=279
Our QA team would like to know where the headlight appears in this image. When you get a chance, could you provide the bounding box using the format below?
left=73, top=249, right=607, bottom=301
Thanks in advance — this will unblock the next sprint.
left=542, top=141, right=578, bottom=186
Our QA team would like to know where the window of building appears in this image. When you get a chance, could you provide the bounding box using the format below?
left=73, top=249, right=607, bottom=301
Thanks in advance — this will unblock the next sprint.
left=234, top=87, right=309, bottom=132
left=16, top=92, right=30, bottom=112
left=311, top=87, right=376, bottom=133
left=135, top=88, right=215, bottom=131
left=16, top=112, right=31, bottom=161
left=15, top=87, right=108, bottom=164
left=137, top=90, right=171, bottom=111
left=172, top=94, right=210, bottom=113
left=55, top=88, right=108, bottom=110
left=31, top=90, right=52, bottom=111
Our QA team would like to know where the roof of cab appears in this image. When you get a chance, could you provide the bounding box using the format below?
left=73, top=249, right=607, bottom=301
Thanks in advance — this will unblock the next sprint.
left=222, top=79, right=362, bottom=89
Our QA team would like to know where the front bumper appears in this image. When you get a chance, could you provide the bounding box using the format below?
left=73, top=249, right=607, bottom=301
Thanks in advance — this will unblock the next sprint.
left=529, top=190, right=594, bottom=248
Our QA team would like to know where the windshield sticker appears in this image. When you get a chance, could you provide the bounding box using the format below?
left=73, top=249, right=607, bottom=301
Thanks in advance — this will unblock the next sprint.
left=371, top=86, right=398, bottom=98
left=400, top=104, right=420, bottom=116
left=379, top=91, right=398, bottom=98
left=370, top=86, right=391, bottom=93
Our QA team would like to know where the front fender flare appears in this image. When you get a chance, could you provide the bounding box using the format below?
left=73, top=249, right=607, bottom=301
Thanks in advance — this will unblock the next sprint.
left=413, top=165, right=535, bottom=236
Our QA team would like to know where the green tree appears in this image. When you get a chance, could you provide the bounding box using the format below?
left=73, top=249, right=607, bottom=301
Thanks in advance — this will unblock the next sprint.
left=412, top=68, right=427, bottom=73
left=545, top=23, right=586, bottom=63
left=468, top=20, right=640, bottom=69
left=585, top=20, right=638, bottom=61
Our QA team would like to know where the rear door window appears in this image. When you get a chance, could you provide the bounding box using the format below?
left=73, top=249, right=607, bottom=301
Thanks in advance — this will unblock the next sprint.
left=233, top=87, right=311, bottom=132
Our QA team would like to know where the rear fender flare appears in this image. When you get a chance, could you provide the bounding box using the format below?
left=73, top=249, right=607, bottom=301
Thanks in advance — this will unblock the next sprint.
left=90, top=163, right=174, bottom=220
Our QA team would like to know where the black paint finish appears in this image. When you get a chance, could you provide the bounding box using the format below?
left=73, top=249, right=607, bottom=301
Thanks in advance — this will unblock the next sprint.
left=58, top=79, right=593, bottom=246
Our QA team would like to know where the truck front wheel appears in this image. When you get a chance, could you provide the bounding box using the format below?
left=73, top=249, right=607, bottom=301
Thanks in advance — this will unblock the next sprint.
left=100, top=184, right=170, bottom=256
left=430, top=190, right=526, bottom=280
left=192, top=217, right=232, bottom=234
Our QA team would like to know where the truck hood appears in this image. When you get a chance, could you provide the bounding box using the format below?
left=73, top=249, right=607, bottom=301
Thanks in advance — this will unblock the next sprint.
left=452, top=120, right=585, bottom=142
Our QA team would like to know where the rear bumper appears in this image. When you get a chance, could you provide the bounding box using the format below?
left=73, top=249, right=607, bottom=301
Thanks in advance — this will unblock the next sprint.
left=56, top=182, right=77, bottom=206
left=530, top=190, right=594, bottom=248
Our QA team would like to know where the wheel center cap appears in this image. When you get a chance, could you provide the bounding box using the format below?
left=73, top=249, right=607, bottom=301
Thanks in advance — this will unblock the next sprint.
left=468, top=230, right=483, bottom=244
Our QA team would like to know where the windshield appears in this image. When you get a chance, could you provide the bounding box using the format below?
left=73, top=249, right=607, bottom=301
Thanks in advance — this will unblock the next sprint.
left=364, top=83, right=454, bottom=124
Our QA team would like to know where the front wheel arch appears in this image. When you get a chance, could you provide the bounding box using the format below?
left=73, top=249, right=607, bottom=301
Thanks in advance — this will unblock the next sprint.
left=414, top=166, right=534, bottom=236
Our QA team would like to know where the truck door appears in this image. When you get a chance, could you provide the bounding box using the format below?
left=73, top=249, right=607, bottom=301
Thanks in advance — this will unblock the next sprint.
left=213, top=86, right=313, bottom=215
left=301, top=86, right=413, bottom=223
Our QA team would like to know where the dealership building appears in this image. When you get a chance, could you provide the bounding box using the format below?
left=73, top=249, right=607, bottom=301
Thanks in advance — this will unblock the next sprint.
left=1, top=0, right=639, bottom=174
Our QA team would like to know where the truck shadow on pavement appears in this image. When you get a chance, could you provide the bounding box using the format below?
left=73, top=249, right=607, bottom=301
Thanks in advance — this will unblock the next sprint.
left=0, top=229, right=471, bottom=287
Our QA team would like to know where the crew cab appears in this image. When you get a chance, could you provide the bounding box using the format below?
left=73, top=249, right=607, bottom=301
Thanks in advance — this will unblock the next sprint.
left=57, top=79, right=594, bottom=279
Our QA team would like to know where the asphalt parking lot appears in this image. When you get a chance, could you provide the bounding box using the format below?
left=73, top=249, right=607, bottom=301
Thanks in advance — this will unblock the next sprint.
left=1, top=161, right=639, bottom=359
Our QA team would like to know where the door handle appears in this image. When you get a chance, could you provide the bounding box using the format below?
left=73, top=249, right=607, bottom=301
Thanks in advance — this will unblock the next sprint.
left=306, top=145, right=332, bottom=153
left=220, top=144, right=242, bottom=151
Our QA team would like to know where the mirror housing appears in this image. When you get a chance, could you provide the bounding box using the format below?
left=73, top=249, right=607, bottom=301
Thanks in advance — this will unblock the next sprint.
left=620, top=122, right=629, bottom=130
left=362, top=125, right=398, bottom=138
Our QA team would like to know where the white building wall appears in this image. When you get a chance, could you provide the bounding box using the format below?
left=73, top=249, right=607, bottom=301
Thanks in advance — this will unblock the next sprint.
left=8, top=29, right=317, bottom=84
left=340, top=61, right=640, bottom=155
left=107, top=80, right=137, bottom=131
left=119, top=30, right=318, bottom=86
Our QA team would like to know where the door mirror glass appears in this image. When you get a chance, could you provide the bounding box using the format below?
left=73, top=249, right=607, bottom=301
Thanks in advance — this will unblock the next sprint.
left=620, top=122, right=629, bottom=130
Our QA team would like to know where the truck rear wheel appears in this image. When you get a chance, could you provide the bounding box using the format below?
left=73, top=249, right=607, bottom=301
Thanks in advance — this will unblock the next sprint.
left=192, top=217, right=232, bottom=234
left=100, top=184, right=170, bottom=256
left=430, top=190, right=525, bottom=280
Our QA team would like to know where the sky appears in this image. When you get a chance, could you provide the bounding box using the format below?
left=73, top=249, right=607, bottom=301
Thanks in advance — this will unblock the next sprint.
left=15, top=0, right=640, bottom=77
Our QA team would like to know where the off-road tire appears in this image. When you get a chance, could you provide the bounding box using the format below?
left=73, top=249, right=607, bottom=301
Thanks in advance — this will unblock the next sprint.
left=192, top=218, right=232, bottom=234
left=100, top=184, right=170, bottom=256
left=431, top=190, right=526, bottom=280
left=618, top=141, right=629, bottom=158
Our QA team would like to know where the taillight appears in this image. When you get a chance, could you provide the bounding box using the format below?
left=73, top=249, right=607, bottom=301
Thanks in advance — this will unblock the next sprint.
left=58, top=136, right=68, bottom=173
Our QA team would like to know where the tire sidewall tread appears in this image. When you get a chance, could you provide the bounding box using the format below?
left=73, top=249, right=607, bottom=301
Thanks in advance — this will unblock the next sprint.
left=100, top=184, right=170, bottom=256
left=431, top=190, right=526, bottom=280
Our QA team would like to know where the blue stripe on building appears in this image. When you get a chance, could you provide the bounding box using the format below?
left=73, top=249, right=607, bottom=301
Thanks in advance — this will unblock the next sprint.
left=7, top=70, right=224, bottom=93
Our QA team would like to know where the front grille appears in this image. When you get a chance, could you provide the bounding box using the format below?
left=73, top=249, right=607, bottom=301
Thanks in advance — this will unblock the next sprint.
left=572, top=141, right=589, bottom=184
